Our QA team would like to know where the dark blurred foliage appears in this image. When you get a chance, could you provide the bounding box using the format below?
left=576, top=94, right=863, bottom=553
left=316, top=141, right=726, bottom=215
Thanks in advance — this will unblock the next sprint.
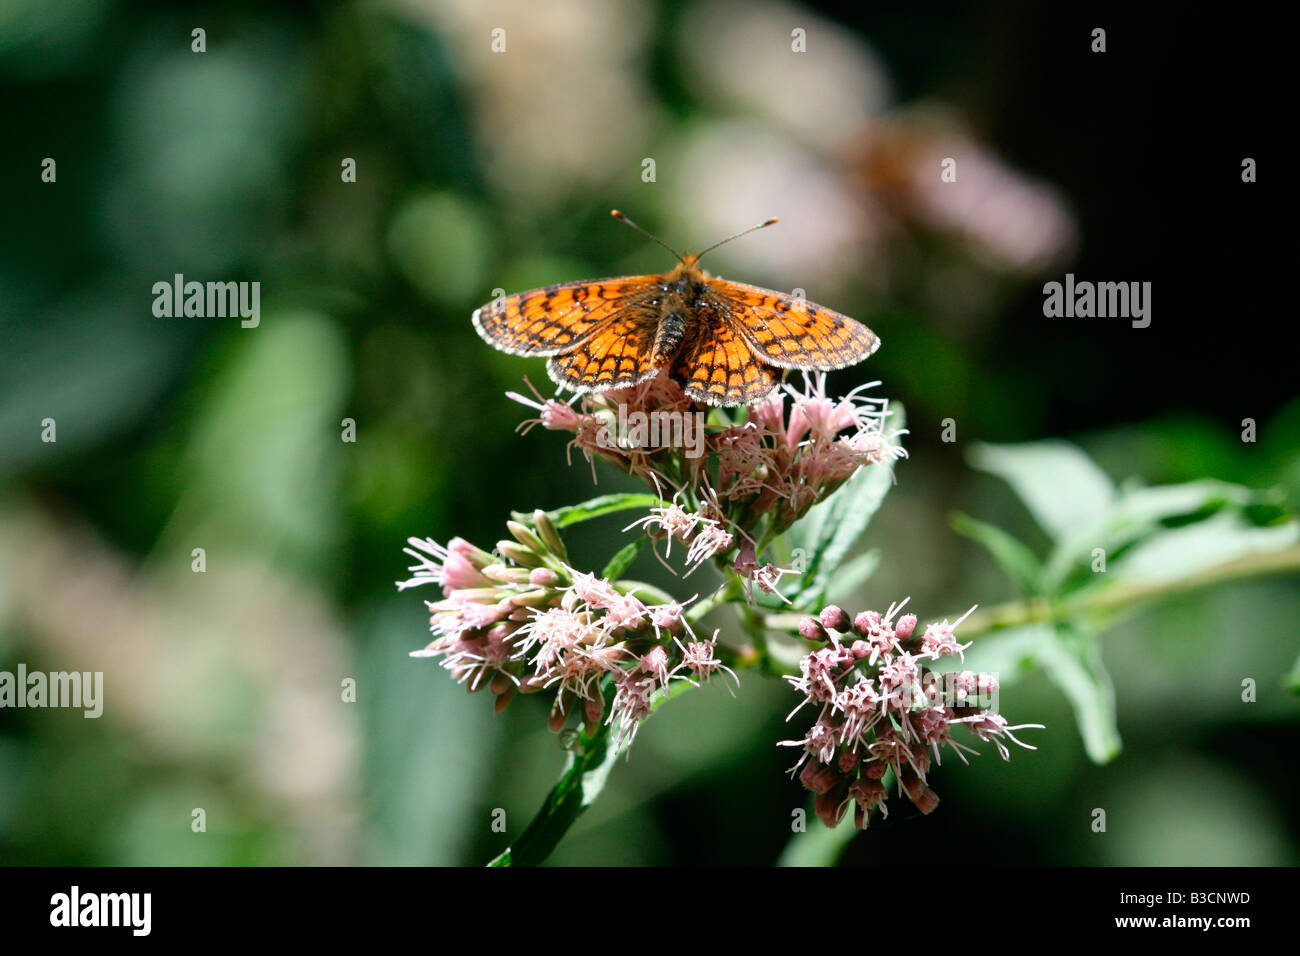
left=0, top=1, right=1294, bottom=865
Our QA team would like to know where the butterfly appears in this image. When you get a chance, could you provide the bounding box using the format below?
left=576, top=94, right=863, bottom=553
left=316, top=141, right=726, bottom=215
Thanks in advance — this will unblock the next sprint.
left=472, top=211, right=880, bottom=407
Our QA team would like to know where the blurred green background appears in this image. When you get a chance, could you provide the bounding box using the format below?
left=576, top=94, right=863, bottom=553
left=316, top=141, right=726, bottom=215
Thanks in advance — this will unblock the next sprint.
left=1, top=1, right=1295, bottom=865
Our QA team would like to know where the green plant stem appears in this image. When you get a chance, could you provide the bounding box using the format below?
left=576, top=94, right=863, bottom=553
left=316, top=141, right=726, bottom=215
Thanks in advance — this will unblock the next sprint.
left=739, top=603, right=775, bottom=675
left=613, top=579, right=677, bottom=606
left=763, top=543, right=1300, bottom=640
left=686, top=576, right=749, bottom=625
left=685, top=585, right=729, bottom=624
left=960, top=542, right=1300, bottom=638
left=486, top=679, right=696, bottom=866
left=487, top=721, right=614, bottom=867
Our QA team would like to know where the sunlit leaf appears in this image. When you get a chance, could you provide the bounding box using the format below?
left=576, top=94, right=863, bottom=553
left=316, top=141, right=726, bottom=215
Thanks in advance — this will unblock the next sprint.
left=1036, top=625, right=1121, bottom=763
left=1110, top=511, right=1300, bottom=585
left=970, top=440, right=1115, bottom=542
left=776, top=808, right=857, bottom=866
left=518, top=493, right=662, bottom=530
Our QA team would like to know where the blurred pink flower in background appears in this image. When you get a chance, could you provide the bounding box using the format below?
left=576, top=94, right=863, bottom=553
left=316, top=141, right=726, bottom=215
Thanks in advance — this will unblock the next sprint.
left=850, top=107, right=1077, bottom=272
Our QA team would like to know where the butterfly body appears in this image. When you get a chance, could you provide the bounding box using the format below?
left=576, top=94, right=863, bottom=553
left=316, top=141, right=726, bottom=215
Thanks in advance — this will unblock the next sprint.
left=472, top=219, right=880, bottom=407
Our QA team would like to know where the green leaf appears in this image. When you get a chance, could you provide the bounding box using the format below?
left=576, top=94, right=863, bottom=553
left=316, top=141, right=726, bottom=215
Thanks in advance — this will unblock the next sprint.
left=969, top=440, right=1115, bottom=542
left=601, top=537, right=646, bottom=580
left=1043, top=479, right=1284, bottom=590
left=825, top=549, right=880, bottom=602
left=1112, top=479, right=1262, bottom=525
left=1286, top=650, right=1300, bottom=696
left=950, top=511, right=1044, bottom=595
left=787, top=403, right=905, bottom=608
left=776, top=806, right=858, bottom=866
left=1036, top=625, right=1122, bottom=763
left=956, top=623, right=1052, bottom=683
left=487, top=723, right=618, bottom=867
left=516, top=492, right=663, bottom=529
left=1108, top=511, right=1300, bottom=585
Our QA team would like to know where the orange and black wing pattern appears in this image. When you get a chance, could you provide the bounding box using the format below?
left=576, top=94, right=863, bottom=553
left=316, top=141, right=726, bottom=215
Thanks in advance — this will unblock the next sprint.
left=702, top=277, right=879, bottom=371
left=546, top=307, right=664, bottom=393
left=472, top=276, right=660, bottom=357
left=672, top=309, right=782, bottom=407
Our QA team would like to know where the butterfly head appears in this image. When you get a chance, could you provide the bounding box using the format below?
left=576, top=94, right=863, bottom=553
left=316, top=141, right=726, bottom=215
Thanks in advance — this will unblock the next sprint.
left=670, top=252, right=704, bottom=281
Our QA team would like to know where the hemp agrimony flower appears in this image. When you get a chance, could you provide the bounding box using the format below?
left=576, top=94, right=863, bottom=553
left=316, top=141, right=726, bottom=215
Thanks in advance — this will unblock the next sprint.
left=781, top=601, right=1043, bottom=829
left=511, top=368, right=906, bottom=587
left=399, top=509, right=733, bottom=743
left=400, top=363, right=1042, bottom=863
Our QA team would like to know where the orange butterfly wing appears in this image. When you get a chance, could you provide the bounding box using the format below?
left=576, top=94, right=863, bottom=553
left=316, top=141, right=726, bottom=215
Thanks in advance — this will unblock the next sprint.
left=702, top=277, right=880, bottom=370
left=472, top=276, right=660, bottom=357
left=473, top=266, right=879, bottom=407
left=672, top=311, right=782, bottom=407
left=546, top=308, right=664, bottom=393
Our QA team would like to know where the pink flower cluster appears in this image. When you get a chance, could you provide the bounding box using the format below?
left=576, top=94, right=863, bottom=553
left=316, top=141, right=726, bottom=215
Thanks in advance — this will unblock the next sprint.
left=781, top=601, right=1042, bottom=829
left=510, top=370, right=906, bottom=586
left=398, top=511, right=736, bottom=746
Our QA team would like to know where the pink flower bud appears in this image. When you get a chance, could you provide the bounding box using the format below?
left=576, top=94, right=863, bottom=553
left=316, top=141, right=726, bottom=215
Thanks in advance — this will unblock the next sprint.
left=509, top=589, right=551, bottom=608
left=799, top=616, right=829, bottom=642
left=548, top=703, right=569, bottom=733
left=448, top=537, right=494, bottom=567
left=894, top=613, right=917, bottom=641
left=641, top=645, right=670, bottom=679
left=529, top=567, right=558, bottom=586
left=732, top=538, right=758, bottom=576
left=799, top=760, right=839, bottom=795
left=540, top=400, right=581, bottom=431
left=482, top=563, right=531, bottom=584
left=862, top=759, right=887, bottom=780
left=814, top=784, right=851, bottom=828
left=850, top=639, right=870, bottom=659
left=854, top=609, right=883, bottom=636
left=900, top=767, right=939, bottom=814
left=650, top=602, right=684, bottom=633
left=820, top=605, right=850, bottom=632
left=848, top=777, right=885, bottom=806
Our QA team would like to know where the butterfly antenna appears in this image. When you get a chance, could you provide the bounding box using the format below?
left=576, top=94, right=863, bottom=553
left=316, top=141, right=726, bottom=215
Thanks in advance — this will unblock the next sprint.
left=695, top=217, right=779, bottom=261
left=610, top=209, right=683, bottom=262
